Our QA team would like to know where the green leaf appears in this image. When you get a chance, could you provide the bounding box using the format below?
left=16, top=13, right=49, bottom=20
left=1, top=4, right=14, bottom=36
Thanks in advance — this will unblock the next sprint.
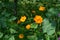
left=46, top=8, right=59, bottom=17
left=42, top=18, right=55, bottom=35
left=27, top=35, right=38, bottom=40
left=31, top=23, right=38, bottom=29
left=9, top=28, right=17, bottom=34
left=0, top=32, right=3, bottom=38
left=8, top=36, right=15, bottom=40
left=45, top=35, right=50, bottom=40
left=9, top=16, right=17, bottom=22
left=4, top=35, right=9, bottom=40
left=57, top=31, right=60, bottom=35
left=4, top=35, right=15, bottom=40
left=42, top=19, right=50, bottom=33
left=32, top=0, right=36, bottom=4
left=9, top=0, right=14, bottom=2
left=47, top=29, right=55, bottom=35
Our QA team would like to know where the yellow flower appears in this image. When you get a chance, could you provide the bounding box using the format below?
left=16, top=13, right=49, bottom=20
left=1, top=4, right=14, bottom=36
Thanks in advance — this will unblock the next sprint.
left=39, top=6, right=45, bottom=11
left=26, top=24, right=31, bottom=30
left=20, top=16, right=26, bottom=22
left=34, top=15, right=43, bottom=24
left=19, top=34, right=24, bottom=39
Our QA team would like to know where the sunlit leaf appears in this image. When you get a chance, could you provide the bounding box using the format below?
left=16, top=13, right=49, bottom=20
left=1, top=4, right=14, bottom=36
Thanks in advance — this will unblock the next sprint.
left=9, top=28, right=17, bottom=34
left=42, top=18, right=55, bottom=35
left=8, top=36, right=15, bottom=40
left=0, top=32, right=3, bottom=38
left=27, top=35, right=38, bottom=40
left=31, top=23, right=38, bottom=29
left=9, top=16, right=17, bottom=22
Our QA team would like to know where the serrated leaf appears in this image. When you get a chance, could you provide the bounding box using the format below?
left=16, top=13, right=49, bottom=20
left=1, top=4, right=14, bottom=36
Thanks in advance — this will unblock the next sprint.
left=31, top=23, right=38, bottom=29
left=9, top=16, right=17, bottom=22
left=42, top=18, right=55, bottom=35
left=47, top=29, right=55, bottom=35
left=27, top=35, right=38, bottom=40
left=9, top=0, right=14, bottom=2
left=8, top=36, right=15, bottom=40
left=42, top=19, right=51, bottom=33
left=0, top=32, right=3, bottom=38
left=9, top=28, right=17, bottom=34
left=4, top=35, right=9, bottom=38
left=46, top=8, right=59, bottom=17
left=32, top=0, right=36, bottom=3
left=45, top=35, right=50, bottom=40
left=57, top=31, right=60, bottom=35
left=4, top=35, right=9, bottom=40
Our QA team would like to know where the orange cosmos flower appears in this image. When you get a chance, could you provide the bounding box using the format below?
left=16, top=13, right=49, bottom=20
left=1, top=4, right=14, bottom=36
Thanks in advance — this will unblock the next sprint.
left=26, top=24, right=31, bottom=30
left=39, top=6, right=45, bottom=11
left=19, top=34, right=24, bottom=39
left=20, top=16, right=26, bottom=22
left=34, top=15, right=43, bottom=24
